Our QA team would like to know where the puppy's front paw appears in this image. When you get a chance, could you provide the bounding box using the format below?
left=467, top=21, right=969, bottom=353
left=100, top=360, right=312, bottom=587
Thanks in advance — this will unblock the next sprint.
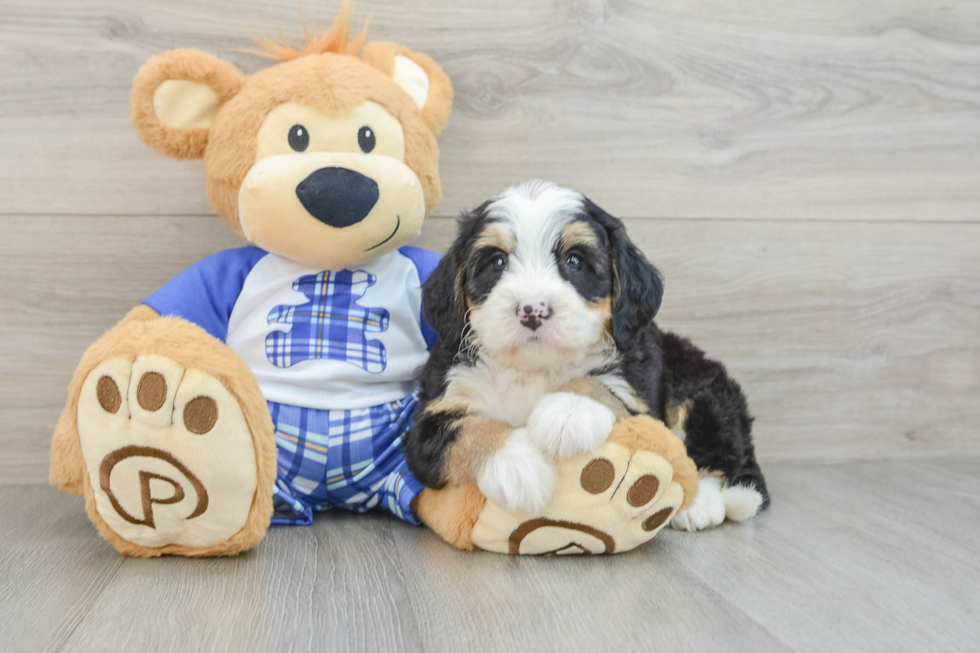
left=477, top=428, right=556, bottom=513
left=526, top=392, right=616, bottom=458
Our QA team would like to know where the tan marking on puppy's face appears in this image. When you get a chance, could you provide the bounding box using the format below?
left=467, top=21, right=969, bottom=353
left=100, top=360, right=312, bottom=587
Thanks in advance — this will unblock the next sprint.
left=590, top=296, right=613, bottom=337
left=464, top=224, right=514, bottom=314
left=458, top=265, right=480, bottom=315
left=238, top=100, right=424, bottom=269
left=474, top=223, right=516, bottom=254
left=560, top=220, right=601, bottom=251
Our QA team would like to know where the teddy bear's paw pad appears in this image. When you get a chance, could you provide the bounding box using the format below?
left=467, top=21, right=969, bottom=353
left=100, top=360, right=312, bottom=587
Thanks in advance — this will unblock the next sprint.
left=471, top=441, right=684, bottom=555
left=77, top=355, right=258, bottom=549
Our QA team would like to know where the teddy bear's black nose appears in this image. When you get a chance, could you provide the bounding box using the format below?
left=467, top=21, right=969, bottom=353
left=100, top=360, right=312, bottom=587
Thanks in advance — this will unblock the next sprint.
left=295, top=167, right=379, bottom=228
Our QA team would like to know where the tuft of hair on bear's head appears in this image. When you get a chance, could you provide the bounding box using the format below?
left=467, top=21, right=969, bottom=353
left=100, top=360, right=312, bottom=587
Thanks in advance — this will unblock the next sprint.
left=244, top=0, right=370, bottom=62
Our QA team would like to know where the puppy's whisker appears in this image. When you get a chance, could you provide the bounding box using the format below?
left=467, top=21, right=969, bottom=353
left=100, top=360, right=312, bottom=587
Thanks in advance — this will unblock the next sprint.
left=454, top=308, right=482, bottom=364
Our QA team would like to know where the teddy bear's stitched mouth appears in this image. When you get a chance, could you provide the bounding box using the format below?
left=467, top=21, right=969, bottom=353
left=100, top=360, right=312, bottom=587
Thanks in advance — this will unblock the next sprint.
left=364, top=215, right=400, bottom=252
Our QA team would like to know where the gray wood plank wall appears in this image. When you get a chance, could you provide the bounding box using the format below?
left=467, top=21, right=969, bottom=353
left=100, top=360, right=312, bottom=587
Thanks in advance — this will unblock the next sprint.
left=2, top=0, right=978, bottom=484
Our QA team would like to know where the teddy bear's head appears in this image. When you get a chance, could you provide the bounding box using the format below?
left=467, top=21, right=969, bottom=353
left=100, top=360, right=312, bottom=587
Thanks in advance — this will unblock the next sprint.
left=130, top=4, right=452, bottom=270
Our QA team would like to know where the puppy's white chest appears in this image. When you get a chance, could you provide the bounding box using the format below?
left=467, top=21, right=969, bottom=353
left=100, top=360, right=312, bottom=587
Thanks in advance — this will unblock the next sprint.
left=444, top=365, right=560, bottom=427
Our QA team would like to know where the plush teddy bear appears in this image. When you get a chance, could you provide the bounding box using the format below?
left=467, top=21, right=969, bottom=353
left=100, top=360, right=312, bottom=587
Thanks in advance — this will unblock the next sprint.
left=49, top=5, right=697, bottom=556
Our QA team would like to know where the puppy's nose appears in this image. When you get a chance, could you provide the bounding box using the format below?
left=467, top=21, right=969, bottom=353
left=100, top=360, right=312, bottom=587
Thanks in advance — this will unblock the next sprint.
left=295, top=167, right=379, bottom=228
left=518, top=301, right=552, bottom=331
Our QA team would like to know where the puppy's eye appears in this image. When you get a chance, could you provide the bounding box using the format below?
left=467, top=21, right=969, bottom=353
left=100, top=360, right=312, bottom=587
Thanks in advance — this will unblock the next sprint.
left=490, top=253, right=508, bottom=272
left=288, top=125, right=309, bottom=152
left=358, top=126, right=376, bottom=153
left=564, top=253, right=584, bottom=272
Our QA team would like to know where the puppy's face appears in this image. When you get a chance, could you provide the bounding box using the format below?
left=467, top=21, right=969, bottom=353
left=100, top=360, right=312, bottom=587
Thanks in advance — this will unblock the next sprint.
left=466, top=187, right=614, bottom=368
left=425, top=181, right=664, bottom=371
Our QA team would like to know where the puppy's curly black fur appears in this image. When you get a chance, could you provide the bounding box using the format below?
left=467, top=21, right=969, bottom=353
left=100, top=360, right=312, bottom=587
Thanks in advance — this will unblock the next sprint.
left=658, top=330, right=770, bottom=507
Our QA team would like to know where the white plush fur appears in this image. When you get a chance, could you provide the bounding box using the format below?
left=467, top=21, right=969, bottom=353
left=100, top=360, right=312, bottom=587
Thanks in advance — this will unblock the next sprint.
left=671, top=476, right=726, bottom=532
left=526, top=392, right=616, bottom=458
left=445, top=362, right=573, bottom=427
left=722, top=484, right=764, bottom=522
left=477, top=428, right=556, bottom=513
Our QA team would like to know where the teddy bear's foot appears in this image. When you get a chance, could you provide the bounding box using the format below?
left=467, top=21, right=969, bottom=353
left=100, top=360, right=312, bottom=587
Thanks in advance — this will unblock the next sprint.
left=469, top=416, right=698, bottom=555
left=77, top=354, right=264, bottom=556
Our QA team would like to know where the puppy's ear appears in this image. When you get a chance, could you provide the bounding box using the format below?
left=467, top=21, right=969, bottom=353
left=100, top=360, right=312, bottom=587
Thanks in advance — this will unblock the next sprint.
left=422, top=239, right=467, bottom=350
left=586, top=200, right=664, bottom=349
left=611, top=230, right=664, bottom=347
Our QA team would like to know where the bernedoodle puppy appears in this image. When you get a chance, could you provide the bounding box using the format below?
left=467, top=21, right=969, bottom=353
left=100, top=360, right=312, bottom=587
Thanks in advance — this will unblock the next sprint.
left=404, top=181, right=769, bottom=531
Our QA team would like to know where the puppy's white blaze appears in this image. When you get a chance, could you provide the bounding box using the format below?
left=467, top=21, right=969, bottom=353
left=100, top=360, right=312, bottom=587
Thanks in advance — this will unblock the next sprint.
left=527, top=392, right=616, bottom=458
left=486, top=180, right=585, bottom=237
left=670, top=476, right=726, bottom=532
left=722, top=485, right=763, bottom=522
left=477, top=428, right=556, bottom=513
left=486, top=181, right=585, bottom=291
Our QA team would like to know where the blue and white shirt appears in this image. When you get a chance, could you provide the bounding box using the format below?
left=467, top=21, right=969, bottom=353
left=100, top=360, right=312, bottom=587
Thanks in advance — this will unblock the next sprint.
left=144, top=246, right=440, bottom=411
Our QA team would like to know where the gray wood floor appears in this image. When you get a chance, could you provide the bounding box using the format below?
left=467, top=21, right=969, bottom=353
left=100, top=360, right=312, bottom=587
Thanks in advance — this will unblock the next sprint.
left=2, top=459, right=978, bottom=653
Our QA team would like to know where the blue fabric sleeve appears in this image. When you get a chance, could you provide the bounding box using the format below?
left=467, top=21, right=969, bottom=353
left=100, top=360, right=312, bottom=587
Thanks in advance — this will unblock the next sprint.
left=398, top=246, right=442, bottom=350
left=143, top=246, right=268, bottom=342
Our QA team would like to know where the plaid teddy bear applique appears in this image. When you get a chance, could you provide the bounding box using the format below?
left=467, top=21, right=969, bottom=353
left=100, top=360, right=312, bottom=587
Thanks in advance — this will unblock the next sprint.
left=265, top=270, right=389, bottom=373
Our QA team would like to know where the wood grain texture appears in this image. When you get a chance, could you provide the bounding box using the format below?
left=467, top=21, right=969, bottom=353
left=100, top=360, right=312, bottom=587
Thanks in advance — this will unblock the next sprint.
left=0, top=487, right=123, bottom=653
left=390, top=524, right=791, bottom=653
left=1, top=0, right=980, bottom=219
left=3, top=461, right=979, bottom=652
left=658, top=460, right=980, bottom=653
left=59, top=515, right=424, bottom=653
left=2, top=214, right=979, bottom=484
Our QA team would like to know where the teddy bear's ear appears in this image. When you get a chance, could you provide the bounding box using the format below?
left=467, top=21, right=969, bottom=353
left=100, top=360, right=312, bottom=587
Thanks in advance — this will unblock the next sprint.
left=360, top=42, right=454, bottom=136
left=130, top=49, right=247, bottom=160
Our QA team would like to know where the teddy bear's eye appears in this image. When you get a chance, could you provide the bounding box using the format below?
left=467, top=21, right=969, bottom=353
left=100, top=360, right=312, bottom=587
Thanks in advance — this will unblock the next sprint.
left=358, top=126, right=376, bottom=153
left=288, top=125, right=309, bottom=152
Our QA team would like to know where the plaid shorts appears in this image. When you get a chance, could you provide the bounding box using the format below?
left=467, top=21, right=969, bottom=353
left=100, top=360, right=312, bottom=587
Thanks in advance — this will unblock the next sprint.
left=268, top=393, right=424, bottom=526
